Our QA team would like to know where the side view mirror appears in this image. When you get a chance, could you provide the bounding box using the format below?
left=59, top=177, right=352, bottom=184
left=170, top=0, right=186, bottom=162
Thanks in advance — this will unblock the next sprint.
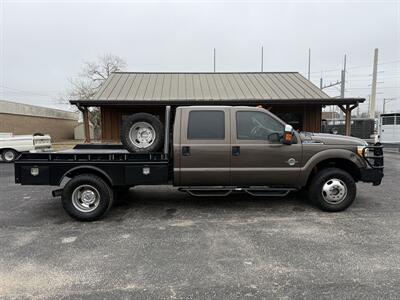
left=283, top=124, right=294, bottom=145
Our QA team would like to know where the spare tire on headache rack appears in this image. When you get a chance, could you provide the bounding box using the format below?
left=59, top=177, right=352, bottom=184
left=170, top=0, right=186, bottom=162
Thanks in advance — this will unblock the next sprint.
left=120, top=113, right=164, bottom=153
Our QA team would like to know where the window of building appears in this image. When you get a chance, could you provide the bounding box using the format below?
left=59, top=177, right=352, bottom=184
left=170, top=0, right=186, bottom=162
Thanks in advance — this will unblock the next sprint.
left=187, top=111, right=225, bottom=139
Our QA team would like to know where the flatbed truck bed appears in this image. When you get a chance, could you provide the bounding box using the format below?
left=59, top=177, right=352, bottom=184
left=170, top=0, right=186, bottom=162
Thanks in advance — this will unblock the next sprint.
left=15, top=144, right=171, bottom=187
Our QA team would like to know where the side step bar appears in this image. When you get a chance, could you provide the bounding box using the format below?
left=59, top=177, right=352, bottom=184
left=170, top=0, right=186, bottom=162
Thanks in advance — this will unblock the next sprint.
left=244, top=187, right=297, bottom=197
left=178, top=187, right=297, bottom=197
left=178, top=188, right=233, bottom=197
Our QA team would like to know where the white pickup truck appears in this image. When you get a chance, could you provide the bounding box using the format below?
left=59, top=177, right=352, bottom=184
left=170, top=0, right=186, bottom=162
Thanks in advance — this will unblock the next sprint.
left=0, top=133, right=52, bottom=162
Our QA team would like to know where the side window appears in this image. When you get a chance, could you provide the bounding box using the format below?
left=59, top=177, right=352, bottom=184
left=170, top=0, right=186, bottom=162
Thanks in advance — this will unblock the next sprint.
left=236, top=111, right=284, bottom=142
left=188, top=111, right=225, bottom=140
left=382, top=116, right=395, bottom=125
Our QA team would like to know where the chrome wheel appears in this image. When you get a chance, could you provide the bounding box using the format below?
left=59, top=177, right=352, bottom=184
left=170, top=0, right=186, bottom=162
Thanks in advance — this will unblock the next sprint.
left=129, top=122, right=156, bottom=149
left=322, top=178, right=348, bottom=204
left=3, top=150, right=16, bottom=162
left=71, top=185, right=100, bottom=212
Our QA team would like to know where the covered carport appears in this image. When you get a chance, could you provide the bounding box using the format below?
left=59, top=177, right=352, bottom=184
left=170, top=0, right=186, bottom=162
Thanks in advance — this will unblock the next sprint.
left=70, top=72, right=364, bottom=142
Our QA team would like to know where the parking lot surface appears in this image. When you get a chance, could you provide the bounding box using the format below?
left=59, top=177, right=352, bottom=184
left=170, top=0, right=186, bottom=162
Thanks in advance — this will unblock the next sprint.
left=0, top=154, right=399, bottom=299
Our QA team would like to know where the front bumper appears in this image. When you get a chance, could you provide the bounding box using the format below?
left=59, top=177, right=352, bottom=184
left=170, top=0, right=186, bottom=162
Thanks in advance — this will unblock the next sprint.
left=360, top=142, right=384, bottom=186
left=360, top=168, right=383, bottom=186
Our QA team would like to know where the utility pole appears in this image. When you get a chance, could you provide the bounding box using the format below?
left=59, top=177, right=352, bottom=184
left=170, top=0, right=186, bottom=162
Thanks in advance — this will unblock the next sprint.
left=369, top=48, right=378, bottom=119
left=261, top=46, right=264, bottom=72
left=213, top=48, right=216, bottom=72
left=367, top=95, right=370, bottom=116
left=339, top=54, right=347, bottom=119
left=340, top=54, right=346, bottom=98
left=308, top=48, right=311, bottom=80
left=320, top=54, right=347, bottom=119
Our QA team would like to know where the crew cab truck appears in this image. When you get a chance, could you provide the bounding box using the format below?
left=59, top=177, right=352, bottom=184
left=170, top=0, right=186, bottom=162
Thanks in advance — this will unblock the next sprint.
left=14, top=106, right=384, bottom=221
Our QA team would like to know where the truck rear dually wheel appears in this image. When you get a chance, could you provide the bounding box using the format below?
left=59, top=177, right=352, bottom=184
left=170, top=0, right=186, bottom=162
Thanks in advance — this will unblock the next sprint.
left=121, top=113, right=164, bottom=153
left=62, top=174, right=113, bottom=221
left=308, top=167, right=356, bottom=212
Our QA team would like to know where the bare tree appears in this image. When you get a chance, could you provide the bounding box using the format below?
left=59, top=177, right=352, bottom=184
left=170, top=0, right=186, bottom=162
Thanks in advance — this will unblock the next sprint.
left=66, top=54, right=127, bottom=139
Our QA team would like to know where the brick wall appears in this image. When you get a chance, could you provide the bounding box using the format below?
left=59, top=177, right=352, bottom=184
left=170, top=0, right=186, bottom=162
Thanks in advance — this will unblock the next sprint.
left=0, top=113, right=78, bottom=141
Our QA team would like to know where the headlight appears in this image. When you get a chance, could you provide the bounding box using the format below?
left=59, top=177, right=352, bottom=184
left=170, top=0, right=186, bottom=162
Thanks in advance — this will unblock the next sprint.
left=357, top=146, right=368, bottom=157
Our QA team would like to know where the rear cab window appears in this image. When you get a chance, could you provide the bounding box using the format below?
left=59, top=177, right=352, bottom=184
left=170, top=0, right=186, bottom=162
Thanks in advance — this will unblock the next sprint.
left=187, top=111, right=225, bottom=140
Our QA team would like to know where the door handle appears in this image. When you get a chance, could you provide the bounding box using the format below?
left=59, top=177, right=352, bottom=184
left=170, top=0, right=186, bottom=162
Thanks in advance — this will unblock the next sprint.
left=232, top=146, right=240, bottom=156
left=182, top=146, right=191, bottom=156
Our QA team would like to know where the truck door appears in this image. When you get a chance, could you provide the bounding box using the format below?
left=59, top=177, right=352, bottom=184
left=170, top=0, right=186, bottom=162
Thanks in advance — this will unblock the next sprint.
left=179, top=107, right=231, bottom=186
left=230, top=107, right=302, bottom=187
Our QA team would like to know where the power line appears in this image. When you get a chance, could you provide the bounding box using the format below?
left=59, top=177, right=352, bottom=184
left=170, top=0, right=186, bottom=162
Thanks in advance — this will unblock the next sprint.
left=308, top=59, right=400, bottom=75
left=348, top=59, right=400, bottom=70
left=347, top=86, right=400, bottom=89
left=0, top=90, right=56, bottom=99
left=0, top=85, right=58, bottom=98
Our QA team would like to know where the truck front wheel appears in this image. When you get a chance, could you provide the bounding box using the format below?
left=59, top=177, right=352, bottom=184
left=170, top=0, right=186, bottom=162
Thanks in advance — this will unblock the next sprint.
left=308, top=168, right=356, bottom=212
left=62, top=174, right=114, bottom=221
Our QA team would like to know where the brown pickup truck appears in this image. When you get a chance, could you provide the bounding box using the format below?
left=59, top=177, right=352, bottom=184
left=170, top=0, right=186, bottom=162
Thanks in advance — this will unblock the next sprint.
left=14, top=106, right=383, bottom=221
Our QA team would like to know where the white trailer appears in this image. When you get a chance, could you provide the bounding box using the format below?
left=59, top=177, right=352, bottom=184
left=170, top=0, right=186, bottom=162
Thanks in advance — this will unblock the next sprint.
left=379, top=113, right=400, bottom=143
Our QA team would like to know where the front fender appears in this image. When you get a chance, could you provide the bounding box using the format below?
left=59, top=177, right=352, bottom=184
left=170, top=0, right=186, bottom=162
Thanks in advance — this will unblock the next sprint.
left=299, top=148, right=366, bottom=186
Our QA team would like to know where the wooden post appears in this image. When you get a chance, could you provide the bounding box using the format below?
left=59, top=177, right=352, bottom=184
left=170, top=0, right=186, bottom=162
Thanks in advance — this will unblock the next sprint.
left=338, top=104, right=358, bottom=136
left=83, top=107, right=91, bottom=143
left=345, top=105, right=351, bottom=136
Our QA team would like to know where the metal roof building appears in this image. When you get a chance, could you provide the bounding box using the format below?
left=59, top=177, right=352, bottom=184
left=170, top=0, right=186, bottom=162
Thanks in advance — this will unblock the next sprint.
left=70, top=72, right=364, bottom=141
left=71, top=72, right=362, bottom=106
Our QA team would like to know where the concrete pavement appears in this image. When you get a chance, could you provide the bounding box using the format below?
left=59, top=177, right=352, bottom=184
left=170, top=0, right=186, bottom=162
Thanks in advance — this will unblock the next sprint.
left=0, top=154, right=399, bottom=299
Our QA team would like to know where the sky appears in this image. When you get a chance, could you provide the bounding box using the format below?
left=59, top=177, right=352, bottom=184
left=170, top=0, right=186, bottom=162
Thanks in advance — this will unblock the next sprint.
left=0, top=0, right=399, bottom=114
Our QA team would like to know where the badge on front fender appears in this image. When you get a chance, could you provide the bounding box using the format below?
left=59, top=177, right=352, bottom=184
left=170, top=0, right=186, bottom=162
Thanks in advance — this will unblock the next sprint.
left=286, top=158, right=298, bottom=166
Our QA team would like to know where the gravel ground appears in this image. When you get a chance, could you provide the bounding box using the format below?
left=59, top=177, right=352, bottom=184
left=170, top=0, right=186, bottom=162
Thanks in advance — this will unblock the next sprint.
left=0, top=153, right=399, bottom=299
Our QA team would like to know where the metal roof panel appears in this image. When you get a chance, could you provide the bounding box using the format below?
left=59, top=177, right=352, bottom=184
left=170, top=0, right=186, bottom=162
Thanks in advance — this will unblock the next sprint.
left=87, top=72, right=333, bottom=103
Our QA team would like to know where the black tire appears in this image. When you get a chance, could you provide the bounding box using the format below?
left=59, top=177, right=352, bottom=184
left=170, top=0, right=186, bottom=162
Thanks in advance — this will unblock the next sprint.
left=2, top=149, right=18, bottom=163
left=33, top=133, right=44, bottom=136
left=61, top=174, right=114, bottom=221
left=308, top=167, right=356, bottom=212
left=120, top=113, right=164, bottom=153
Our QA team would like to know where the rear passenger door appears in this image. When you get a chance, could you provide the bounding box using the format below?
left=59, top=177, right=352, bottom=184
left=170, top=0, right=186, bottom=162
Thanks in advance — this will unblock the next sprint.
left=179, top=107, right=231, bottom=186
